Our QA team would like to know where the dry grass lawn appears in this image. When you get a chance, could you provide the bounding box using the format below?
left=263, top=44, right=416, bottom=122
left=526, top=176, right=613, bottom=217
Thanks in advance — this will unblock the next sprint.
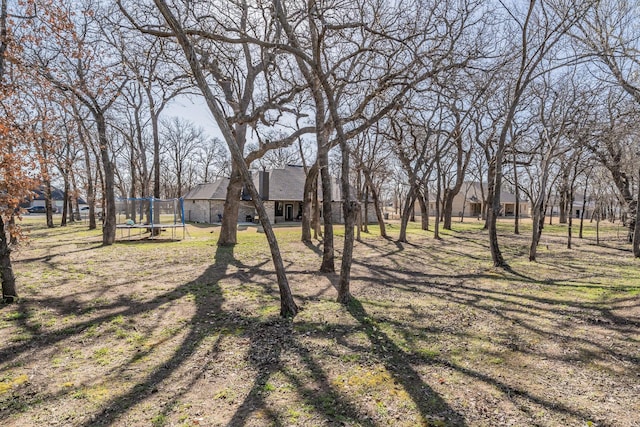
left=1, top=216, right=639, bottom=426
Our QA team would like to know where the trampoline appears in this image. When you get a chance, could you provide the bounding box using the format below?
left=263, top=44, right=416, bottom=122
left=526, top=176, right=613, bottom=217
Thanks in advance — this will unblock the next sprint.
left=114, top=197, right=186, bottom=240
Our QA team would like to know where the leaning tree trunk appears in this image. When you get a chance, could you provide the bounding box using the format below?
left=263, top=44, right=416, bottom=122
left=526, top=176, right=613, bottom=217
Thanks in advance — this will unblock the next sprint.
left=363, top=170, right=386, bottom=238
left=398, top=188, right=417, bottom=243
left=529, top=200, right=543, bottom=261
left=154, top=0, right=298, bottom=317
left=0, top=216, right=17, bottom=302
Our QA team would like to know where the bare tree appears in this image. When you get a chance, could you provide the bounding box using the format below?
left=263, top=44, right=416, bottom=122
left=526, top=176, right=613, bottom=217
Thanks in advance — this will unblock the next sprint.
left=573, top=1, right=640, bottom=256
left=383, top=109, right=438, bottom=243
left=484, top=0, right=589, bottom=267
left=160, top=117, right=206, bottom=198
left=350, top=127, right=393, bottom=238
left=525, top=76, right=577, bottom=261
left=274, top=0, right=484, bottom=301
left=26, top=2, right=128, bottom=245
left=145, top=0, right=299, bottom=317
left=196, top=137, right=229, bottom=183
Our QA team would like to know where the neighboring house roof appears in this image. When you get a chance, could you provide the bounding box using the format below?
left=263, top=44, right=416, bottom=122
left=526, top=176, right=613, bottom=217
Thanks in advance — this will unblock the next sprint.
left=183, top=178, right=230, bottom=200
left=30, top=185, right=87, bottom=204
left=462, top=182, right=526, bottom=204
left=32, top=186, right=65, bottom=201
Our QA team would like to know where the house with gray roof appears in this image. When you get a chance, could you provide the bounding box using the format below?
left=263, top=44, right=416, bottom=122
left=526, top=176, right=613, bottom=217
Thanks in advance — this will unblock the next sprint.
left=22, top=185, right=87, bottom=212
left=183, top=165, right=373, bottom=224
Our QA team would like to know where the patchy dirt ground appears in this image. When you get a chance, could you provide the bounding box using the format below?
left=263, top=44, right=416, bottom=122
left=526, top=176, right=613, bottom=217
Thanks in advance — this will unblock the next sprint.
left=1, top=218, right=639, bottom=427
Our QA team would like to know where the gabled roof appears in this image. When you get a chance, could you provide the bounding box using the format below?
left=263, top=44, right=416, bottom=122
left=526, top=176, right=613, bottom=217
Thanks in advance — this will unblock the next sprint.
left=462, top=181, right=526, bottom=203
left=263, top=165, right=344, bottom=201
left=183, top=178, right=230, bottom=200
left=183, top=166, right=345, bottom=202
left=31, top=185, right=87, bottom=204
left=267, top=165, right=306, bottom=201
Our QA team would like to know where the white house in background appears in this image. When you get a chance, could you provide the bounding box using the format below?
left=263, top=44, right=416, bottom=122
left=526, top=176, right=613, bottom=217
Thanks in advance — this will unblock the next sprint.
left=22, top=185, right=87, bottom=212
left=183, top=165, right=377, bottom=224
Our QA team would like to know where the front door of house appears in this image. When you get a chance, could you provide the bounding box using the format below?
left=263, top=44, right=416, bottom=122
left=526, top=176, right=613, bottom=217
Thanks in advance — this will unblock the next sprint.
left=285, top=204, right=293, bottom=221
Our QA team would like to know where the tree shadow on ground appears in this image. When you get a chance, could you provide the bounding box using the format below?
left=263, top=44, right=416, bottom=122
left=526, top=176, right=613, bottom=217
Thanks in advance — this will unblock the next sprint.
left=344, top=297, right=467, bottom=426
left=303, top=240, right=322, bottom=256
left=2, top=239, right=465, bottom=426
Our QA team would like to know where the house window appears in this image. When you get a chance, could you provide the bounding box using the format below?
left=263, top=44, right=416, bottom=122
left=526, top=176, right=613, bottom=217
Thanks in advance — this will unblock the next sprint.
left=275, top=202, right=283, bottom=216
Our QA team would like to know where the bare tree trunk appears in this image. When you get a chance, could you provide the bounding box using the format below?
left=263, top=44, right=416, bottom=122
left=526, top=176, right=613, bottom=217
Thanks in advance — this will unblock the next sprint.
left=398, top=189, right=417, bottom=243
left=567, top=193, right=574, bottom=249
left=356, top=170, right=362, bottom=242
left=76, top=106, right=97, bottom=229
left=442, top=189, right=454, bottom=230
left=418, top=191, right=428, bottom=230
left=67, top=191, right=75, bottom=223
left=96, top=114, right=116, bottom=245
left=61, top=175, right=69, bottom=227
left=559, top=175, right=569, bottom=224
left=363, top=184, right=369, bottom=233
left=579, top=177, right=588, bottom=239
left=488, top=148, right=506, bottom=266
left=318, top=148, right=335, bottom=272
left=218, top=167, right=243, bottom=246
left=42, top=178, right=54, bottom=228
left=513, top=151, right=520, bottom=235
left=434, top=167, right=442, bottom=240
left=70, top=170, right=81, bottom=222
left=410, top=201, right=416, bottom=222
left=483, top=159, right=495, bottom=230
left=596, top=209, right=601, bottom=245
left=151, top=102, right=162, bottom=234
left=8, top=216, right=17, bottom=246
left=363, top=170, right=386, bottom=238
left=442, top=136, right=470, bottom=230
left=301, top=163, right=318, bottom=243
left=0, top=216, right=17, bottom=303
left=633, top=166, right=640, bottom=257
left=129, top=146, right=137, bottom=223
left=338, top=200, right=357, bottom=303
left=154, top=0, right=298, bottom=317
left=312, top=177, right=322, bottom=240
left=529, top=202, right=544, bottom=261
